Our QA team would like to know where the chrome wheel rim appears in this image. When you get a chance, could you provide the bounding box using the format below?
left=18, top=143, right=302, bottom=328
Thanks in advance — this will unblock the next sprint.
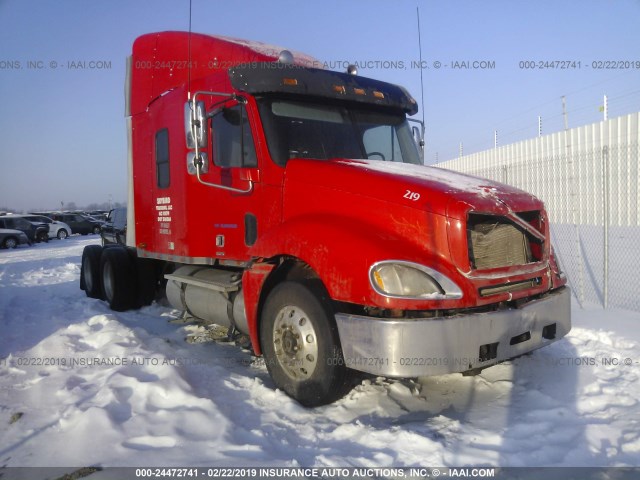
left=272, top=305, right=319, bottom=380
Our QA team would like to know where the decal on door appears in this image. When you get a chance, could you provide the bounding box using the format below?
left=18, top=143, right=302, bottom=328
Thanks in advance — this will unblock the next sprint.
left=156, top=196, right=173, bottom=235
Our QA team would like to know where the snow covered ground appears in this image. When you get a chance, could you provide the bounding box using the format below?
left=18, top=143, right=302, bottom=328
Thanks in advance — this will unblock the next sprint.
left=1, top=237, right=639, bottom=469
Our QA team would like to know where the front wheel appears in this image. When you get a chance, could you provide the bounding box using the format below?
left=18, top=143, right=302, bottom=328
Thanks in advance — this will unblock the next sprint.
left=3, top=237, right=18, bottom=249
left=260, top=281, right=351, bottom=407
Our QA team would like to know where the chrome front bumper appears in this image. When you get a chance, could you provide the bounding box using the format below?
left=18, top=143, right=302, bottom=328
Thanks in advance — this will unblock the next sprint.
left=335, top=287, right=571, bottom=377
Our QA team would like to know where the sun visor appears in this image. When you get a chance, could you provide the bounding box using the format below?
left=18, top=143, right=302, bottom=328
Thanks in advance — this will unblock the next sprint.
left=229, top=64, right=418, bottom=115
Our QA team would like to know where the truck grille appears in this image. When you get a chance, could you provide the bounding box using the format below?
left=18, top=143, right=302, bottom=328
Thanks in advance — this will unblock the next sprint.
left=468, top=213, right=537, bottom=269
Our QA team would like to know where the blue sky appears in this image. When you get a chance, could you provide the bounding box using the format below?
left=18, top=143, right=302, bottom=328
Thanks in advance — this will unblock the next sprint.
left=1, top=0, right=639, bottom=212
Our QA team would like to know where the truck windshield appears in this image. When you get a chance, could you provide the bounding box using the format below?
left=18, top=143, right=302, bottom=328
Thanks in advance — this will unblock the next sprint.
left=257, top=98, right=421, bottom=166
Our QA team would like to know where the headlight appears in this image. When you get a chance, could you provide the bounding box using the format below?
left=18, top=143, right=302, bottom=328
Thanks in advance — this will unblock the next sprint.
left=370, top=261, right=463, bottom=299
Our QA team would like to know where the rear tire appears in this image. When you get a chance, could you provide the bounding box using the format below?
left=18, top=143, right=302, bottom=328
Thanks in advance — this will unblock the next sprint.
left=101, top=247, right=136, bottom=311
left=81, top=245, right=104, bottom=299
left=57, top=229, right=69, bottom=240
left=260, top=280, right=351, bottom=407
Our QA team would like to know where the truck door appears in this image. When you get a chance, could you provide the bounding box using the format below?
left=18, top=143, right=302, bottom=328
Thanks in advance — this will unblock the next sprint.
left=207, top=102, right=261, bottom=262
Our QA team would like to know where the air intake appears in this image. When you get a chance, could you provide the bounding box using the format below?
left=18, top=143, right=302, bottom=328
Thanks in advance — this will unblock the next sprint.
left=467, top=213, right=542, bottom=270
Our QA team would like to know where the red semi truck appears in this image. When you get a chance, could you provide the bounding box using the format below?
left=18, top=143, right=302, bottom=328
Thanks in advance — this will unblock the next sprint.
left=80, top=32, right=571, bottom=406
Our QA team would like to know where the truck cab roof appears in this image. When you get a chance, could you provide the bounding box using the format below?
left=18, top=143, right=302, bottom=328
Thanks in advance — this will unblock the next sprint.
left=129, top=31, right=317, bottom=115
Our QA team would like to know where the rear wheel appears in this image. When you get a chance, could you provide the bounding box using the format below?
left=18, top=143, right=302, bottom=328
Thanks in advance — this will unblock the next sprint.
left=101, top=247, right=136, bottom=311
left=260, top=281, right=351, bottom=407
left=93, top=225, right=101, bottom=235
left=81, top=245, right=104, bottom=299
left=57, top=229, right=69, bottom=240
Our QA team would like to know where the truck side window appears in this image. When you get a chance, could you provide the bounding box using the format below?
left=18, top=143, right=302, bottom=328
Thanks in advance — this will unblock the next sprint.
left=362, top=125, right=402, bottom=162
left=211, top=106, right=257, bottom=168
left=155, top=128, right=170, bottom=188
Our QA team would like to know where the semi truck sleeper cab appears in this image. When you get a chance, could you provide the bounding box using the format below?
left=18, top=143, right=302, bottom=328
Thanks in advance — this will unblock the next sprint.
left=80, top=31, right=570, bottom=406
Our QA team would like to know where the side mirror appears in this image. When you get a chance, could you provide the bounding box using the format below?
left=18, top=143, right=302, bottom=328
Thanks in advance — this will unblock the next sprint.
left=187, top=152, right=209, bottom=175
left=412, top=125, right=425, bottom=148
left=184, top=100, right=207, bottom=149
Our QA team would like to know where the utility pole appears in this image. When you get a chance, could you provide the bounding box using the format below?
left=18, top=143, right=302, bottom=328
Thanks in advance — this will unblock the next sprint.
left=603, top=94, right=608, bottom=121
left=494, top=130, right=498, bottom=149
left=459, top=142, right=463, bottom=158
left=562, top=94, right=583, bottom=305
left=538, top=116, right=542, bottom=137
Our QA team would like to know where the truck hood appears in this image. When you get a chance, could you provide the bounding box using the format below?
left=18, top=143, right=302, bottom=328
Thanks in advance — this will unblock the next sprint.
left=285, top=158, right=543, bottom=219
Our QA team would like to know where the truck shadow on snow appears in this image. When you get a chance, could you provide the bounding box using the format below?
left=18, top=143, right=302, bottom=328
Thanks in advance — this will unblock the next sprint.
left=321, top=338, right=587, bottom=467
left=407, top=339, right=586, bottom=466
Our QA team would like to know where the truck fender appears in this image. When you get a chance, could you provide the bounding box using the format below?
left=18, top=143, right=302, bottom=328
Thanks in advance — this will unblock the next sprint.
left=242, top=263, right=275, bottom=355
left=247, top=214, right=431, bottom=306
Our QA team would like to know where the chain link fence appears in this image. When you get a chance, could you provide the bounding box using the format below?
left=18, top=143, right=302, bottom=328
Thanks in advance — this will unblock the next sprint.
left=435, top=113, right=640, bottom=311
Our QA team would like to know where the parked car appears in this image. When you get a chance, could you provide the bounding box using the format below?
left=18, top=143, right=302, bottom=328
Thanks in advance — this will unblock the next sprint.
left=22, top=214, right=72, bottom=239
left=101, top=208, right=127, bottom=246
left=87, top=210, right=109, bottom=222
left=0, top=216, right=49, bottom=243
left=51, top=213, right=104, bottom=235
left=0, top=228, right=30, bottom=249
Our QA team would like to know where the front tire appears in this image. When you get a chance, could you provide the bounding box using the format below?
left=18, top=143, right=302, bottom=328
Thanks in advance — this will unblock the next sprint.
left=260, top=281, right=351, bottom=407
left=3, top=237, right=18, bottom=249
